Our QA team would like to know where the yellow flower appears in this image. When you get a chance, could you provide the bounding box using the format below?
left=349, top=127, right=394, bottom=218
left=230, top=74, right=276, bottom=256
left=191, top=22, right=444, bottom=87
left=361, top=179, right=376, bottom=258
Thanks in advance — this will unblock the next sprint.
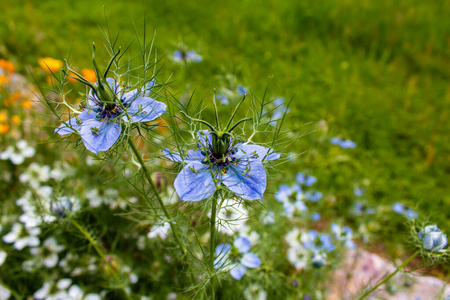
left=0, top=75, right=9, bottom=85
left=4, top=92, right=22, bottom=106
left=22, top=100, right=33, bottom=109
left=38, top=57, right=63, bottom=73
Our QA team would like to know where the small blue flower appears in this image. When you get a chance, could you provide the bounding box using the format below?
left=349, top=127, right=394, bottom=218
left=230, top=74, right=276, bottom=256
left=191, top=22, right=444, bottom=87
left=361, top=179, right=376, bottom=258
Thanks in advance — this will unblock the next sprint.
left=331, top=223, right=357, bottom=249
left=296, top=173, right=317, bottom=187
left=214, top=237, right=261, bottom=280
left=275, top=184, right=307, bottom=217
left=392, top=202, right=405, bottom=214
left=173, top=49, right=202, bottom=63
left=418, top=225, right=448, bottom=253
left=354, top=187, right=365, bottom=197
left=311, top=212, right=321, bottom=221
left=311, top=251, right=327, bottom=268
left=304, top=191, right=322, bottom=202
left=302, top=230, right=336, bottom=252
left=392, top=203, right=418, bottom=219
left=51, top=197, right=73, bottom=218
left=164, top=131, right=280, bottom=201
left=236, top=85, right=248, bottom=96
left=330, top=137, right=356, bottom=148
left=352, top=202, right=374, bottom=216
left=216, top=94, right=229, bottom=105
left=269, top=98, right=290, bottom=127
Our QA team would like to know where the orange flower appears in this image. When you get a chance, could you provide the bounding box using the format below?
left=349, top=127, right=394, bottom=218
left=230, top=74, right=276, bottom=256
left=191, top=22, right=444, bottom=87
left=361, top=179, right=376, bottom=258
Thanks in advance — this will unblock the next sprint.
left=81, top=68, right=97, bottom=83
left=38, top=57, right=63, bottom=73
left=11, top=115, right=21, bottom=125
left=4, top=92, right=22, bottom=106
left=0, top=110, right=7, bottom=122
left=0, top=59, right=15, bottom=73
left=22, top=100, right=33, bottom=109
left=0, top=124, right=9, bottom=134
left=0, top=75, right=9, bottom=85
left=67, top=72, right=77, bottom=83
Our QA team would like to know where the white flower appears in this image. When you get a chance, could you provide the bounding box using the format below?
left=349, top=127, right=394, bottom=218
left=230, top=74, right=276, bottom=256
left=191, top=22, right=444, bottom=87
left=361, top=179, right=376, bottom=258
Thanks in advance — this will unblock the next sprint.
left=147, top=222, right=170, bottom=239
left=238, top=225, right=260, bottom=246
left=244, top=284, right=267, bottom=300
left=29, top=237, right=65, bottom=268
left=0, top=284, right=11, bottom=300
left=50, top=162, right=75, bottom=181
left=19, top=163, right=51, bottom=188
left=0, top=251, right=6, bottom=266
left=2, top=223, right=40, bottom=250
left=0, top=140, right=35, bottom=165
left=216, top=199, right=248, bottom=235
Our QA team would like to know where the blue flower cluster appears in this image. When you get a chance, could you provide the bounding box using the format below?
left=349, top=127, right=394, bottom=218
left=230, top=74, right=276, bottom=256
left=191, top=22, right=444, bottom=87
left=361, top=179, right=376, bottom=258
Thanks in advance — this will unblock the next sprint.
left=275, top=173, right=322, bottom=217
left=216, top=84, right=248, bottom=105
left=330, top=137, right=356, bottom=149
left=392, top=202, right=418, bottom=219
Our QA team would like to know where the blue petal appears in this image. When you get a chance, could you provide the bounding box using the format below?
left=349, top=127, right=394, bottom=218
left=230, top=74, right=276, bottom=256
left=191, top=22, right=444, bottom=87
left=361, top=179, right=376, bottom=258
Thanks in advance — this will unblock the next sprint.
left=222, top=160, right=266, bottom=200
left=79, top=116, right=122, bottom=155
left=240, top=253, right=261, bottom=268
left=163, top=149, right=183, bottom=162
left=330, top=137, right=342, bottom=145
left=274, top=97, right=285, bottom=107
left=197, top=130, right=213, bottom=148
left=124, top=97, right=167, bottom=123
left=214, top=243, right=231, bottom=269
left=173, top=51, right=183, bottom=61
left=305, top=176, right=317, bottom=186
left=234, top=237, right=251, bottom=253
left=230, top=264, right=247, bottom=280
left=174, top=161, right=216, bottom=201
left=238, top=144, right=280, bottom=162
left=55, top=111, right=90, bottom=135
left=296, top=173, right=305, bottom=184
left=236, top=85, right=247, bottom=96
left=392, top=203, right=405, bottom=214
left=345, top=240, right=357, bottom=249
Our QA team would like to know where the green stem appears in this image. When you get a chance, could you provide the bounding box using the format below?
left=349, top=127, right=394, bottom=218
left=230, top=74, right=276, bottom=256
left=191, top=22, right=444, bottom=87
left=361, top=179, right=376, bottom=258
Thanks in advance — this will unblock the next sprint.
left=70, top=219, right=130, bottom=299
left=209, top=191, right=219, bottom=300
left=127, top=139, right=186, bottom=255
left=358, top=251, right=420, bottom=299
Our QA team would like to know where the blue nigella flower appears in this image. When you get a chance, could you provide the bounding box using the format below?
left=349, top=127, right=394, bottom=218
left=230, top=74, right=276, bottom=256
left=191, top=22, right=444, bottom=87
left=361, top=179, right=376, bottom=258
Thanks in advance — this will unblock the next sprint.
left=236, top=85, right=248, bottom=96
left=418, top=225, right=448, bottom=253
left=269, top=97, right=290, bottom=127
left=310, top=251, right=327, bottom=268
left=354, top=187, right=365, bottom=197
left=331, top=223, right=357, bottom=249
left=296, top=173, right=317, bottom=187
left=330, top=137, right=356, bottom=149
left=392, top=202, right=418, bottom=219
left=352, top=202, right=374, bottom=216
left=165, top=130, right=279, bottom=201
left=173, top=49, right=203, bottom=63
left=216, top=94, right=229, bottom=105
left=302, top=230, right=336, bottom=252
left=56, top=48, right=166, bottom=155
left=214, top=236, right=261, bottom=280
left=304, top=191, right=323, bottom=202
left=275, top=184, right=307, bottom=217
left=311, top=212, right=321, bottom=221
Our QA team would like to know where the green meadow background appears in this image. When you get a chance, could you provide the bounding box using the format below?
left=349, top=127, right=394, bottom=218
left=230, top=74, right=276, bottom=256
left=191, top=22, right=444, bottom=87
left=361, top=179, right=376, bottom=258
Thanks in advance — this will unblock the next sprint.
left=2, top=0, right=449, bottom=258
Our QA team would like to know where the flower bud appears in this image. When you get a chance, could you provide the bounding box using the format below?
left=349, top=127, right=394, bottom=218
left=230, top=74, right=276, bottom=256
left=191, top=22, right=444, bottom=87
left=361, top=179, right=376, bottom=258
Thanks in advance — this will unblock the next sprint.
left=418, top=225, right=448, bottom=253
left=311, top=252, right=327, bottom=268
left=51, top=197, right=73, bottom=218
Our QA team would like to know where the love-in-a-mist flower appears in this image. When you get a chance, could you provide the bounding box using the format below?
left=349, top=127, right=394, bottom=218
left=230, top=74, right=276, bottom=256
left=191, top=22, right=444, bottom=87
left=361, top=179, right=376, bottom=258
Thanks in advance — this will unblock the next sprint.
left=275, top=184, right=307, bottom=217
left=164, top=96, right=280, bottom=201
left=330, top=137, right=356, bottom=149
left=55, top=47, right=166, bottom=154
left=418, top=225, right=448, bottom=253
left=214, top=237, right=261, bottom=280
left=331, top=223, right=357, bottom=249
left=173, top=49, right=203, bottom=63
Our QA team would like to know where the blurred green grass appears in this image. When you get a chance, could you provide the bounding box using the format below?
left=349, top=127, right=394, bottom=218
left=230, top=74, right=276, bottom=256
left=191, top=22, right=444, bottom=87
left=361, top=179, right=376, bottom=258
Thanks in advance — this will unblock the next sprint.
left=1, top=0, right=449, bottom=241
